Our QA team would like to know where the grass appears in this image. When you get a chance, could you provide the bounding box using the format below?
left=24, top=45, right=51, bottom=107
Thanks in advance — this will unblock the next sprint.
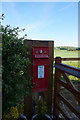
left=54, top=49, right=80, bottom=58
left=62, top=61, right=80, bottom=68
left=53, top=49, right=80, bottom=83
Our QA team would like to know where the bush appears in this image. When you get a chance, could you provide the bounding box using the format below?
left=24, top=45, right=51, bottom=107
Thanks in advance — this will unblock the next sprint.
left=36, top=99, right=48, bottom=119
left=1, top=14, right=32, bottom=116
left=3, top=102, right=24, bottom=119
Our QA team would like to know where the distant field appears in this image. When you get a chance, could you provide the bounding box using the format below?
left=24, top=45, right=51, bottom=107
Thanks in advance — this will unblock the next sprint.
left=54, top=49, right=80, bottom=68
left=54, top=49, right=80, bottom=81
left=54, top=49, right=80, bottom=58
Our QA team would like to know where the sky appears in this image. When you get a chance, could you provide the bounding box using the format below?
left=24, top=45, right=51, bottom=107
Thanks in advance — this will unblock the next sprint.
left=1, top=2, right=78, bottom=47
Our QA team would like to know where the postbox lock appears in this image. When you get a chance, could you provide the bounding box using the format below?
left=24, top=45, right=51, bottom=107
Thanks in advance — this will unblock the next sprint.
left=39, top=50, right=42, bottom=54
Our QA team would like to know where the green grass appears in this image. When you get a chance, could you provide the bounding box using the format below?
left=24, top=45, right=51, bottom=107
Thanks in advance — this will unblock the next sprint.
left=53, top=49, right=80, bottom=82
left=62, top=61, right=80, bottom=68
left=53, top=61, right=80, bottom=73
left=54, top=49, right=80, bottom=58
left=63, top=61, right=80, bottom=81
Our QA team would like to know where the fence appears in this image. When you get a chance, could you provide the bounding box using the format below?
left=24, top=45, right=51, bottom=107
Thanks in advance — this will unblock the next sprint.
left=53, top=57, right=80, bottom=119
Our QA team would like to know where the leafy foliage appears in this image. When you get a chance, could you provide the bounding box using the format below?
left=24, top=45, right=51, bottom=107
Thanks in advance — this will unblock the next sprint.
left=3, top=102, right=24, bottom=119
left=36, top=99, right=47, bottom=118
left=1, top=14, right=32, bottom=115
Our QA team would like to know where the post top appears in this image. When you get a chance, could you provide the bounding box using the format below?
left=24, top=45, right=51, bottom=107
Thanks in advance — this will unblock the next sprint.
left=24, top=38, right=54, bottom=42
left=55, top=57, right=62, bottom=64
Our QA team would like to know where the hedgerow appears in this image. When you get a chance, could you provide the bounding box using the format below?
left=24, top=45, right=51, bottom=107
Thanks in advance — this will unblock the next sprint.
left=1, top=14, right=32, bottom=116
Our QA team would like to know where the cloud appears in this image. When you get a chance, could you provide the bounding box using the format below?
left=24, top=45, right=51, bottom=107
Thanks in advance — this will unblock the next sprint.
left=25, top=20, right=48, bottom=32
left=25, top=23, right=37, bottom=31
left=17, top=21, right=42, bottom=38
left=59, top=3, right=74, bottom=12
left=42, top=3, right=56, bottom=21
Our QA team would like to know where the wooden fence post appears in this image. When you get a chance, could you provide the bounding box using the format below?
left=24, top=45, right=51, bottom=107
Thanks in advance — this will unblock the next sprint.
left=53, top=57, right=62, bottom=119
left=24, top=40, right=33, bottom=120
left=24, top=39, right=54, bottom=118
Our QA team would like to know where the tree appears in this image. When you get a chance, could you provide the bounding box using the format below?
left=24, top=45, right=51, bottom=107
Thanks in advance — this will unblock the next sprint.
left=1, top=14, right=32, bottom=115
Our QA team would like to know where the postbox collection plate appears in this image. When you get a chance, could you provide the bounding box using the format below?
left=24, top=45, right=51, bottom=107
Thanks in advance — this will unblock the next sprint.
left=33, top=47, right=49, bottom=92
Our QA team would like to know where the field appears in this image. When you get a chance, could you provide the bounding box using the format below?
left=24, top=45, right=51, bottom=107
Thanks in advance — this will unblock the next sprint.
left=54, top=49, right=80, bottom=67
left=54, top=49, right=80, bottom=81
left=54, top=49, right=80, bottom=58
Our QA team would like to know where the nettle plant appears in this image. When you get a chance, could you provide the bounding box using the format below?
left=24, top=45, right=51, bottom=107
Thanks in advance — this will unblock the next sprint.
left=1, top=14, right=32, bottom=116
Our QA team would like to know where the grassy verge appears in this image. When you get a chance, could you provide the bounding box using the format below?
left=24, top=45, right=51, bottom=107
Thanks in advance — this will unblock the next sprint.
left=62, top=61, right=80, bottom=81
left=62, top=61, right=80, bottom=68
left=53, top=60, right=80, bottom=88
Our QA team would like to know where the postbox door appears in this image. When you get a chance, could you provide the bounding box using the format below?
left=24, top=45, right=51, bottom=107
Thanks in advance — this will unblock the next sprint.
left=33, top=47, right=49, bottom=92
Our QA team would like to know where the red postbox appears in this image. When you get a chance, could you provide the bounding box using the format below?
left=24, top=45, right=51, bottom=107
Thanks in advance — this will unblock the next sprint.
left=33, top=46, right=49, bottom=92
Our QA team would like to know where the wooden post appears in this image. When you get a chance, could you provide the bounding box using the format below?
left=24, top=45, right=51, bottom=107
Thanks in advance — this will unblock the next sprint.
left=43, top=41, right=54, bottom=116
left=24, top=40, right=33, bottom=120
left=24, top=39, right=54, bottom=118
left=53, top=57, right=62, bottom=119
left=24, top=96, right=32, bottom=119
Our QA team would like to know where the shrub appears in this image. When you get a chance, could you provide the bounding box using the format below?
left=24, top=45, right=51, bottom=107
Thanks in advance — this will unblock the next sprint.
left=3, top=102, right=24, bottom=119
left=1, top=14, right=32, bottom=116
left=36, top=99, right=48, bottom=119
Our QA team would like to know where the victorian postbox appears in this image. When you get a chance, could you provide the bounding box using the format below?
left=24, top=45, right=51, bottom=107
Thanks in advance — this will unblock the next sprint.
left=33, top=46, right=49, bottom=92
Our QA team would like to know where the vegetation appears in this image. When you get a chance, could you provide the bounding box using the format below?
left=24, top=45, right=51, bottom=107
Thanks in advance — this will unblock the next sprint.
left=1, top=14, right=32, bottom=116
left=54, top=48, right=79, bottom=58
left=36, top=99, right=48, bottom=119
left=54, top=47, right=80, bottom=82
left=54, top=46, right=80, bottom=51
left=3, top=102, right=24, bottom=119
